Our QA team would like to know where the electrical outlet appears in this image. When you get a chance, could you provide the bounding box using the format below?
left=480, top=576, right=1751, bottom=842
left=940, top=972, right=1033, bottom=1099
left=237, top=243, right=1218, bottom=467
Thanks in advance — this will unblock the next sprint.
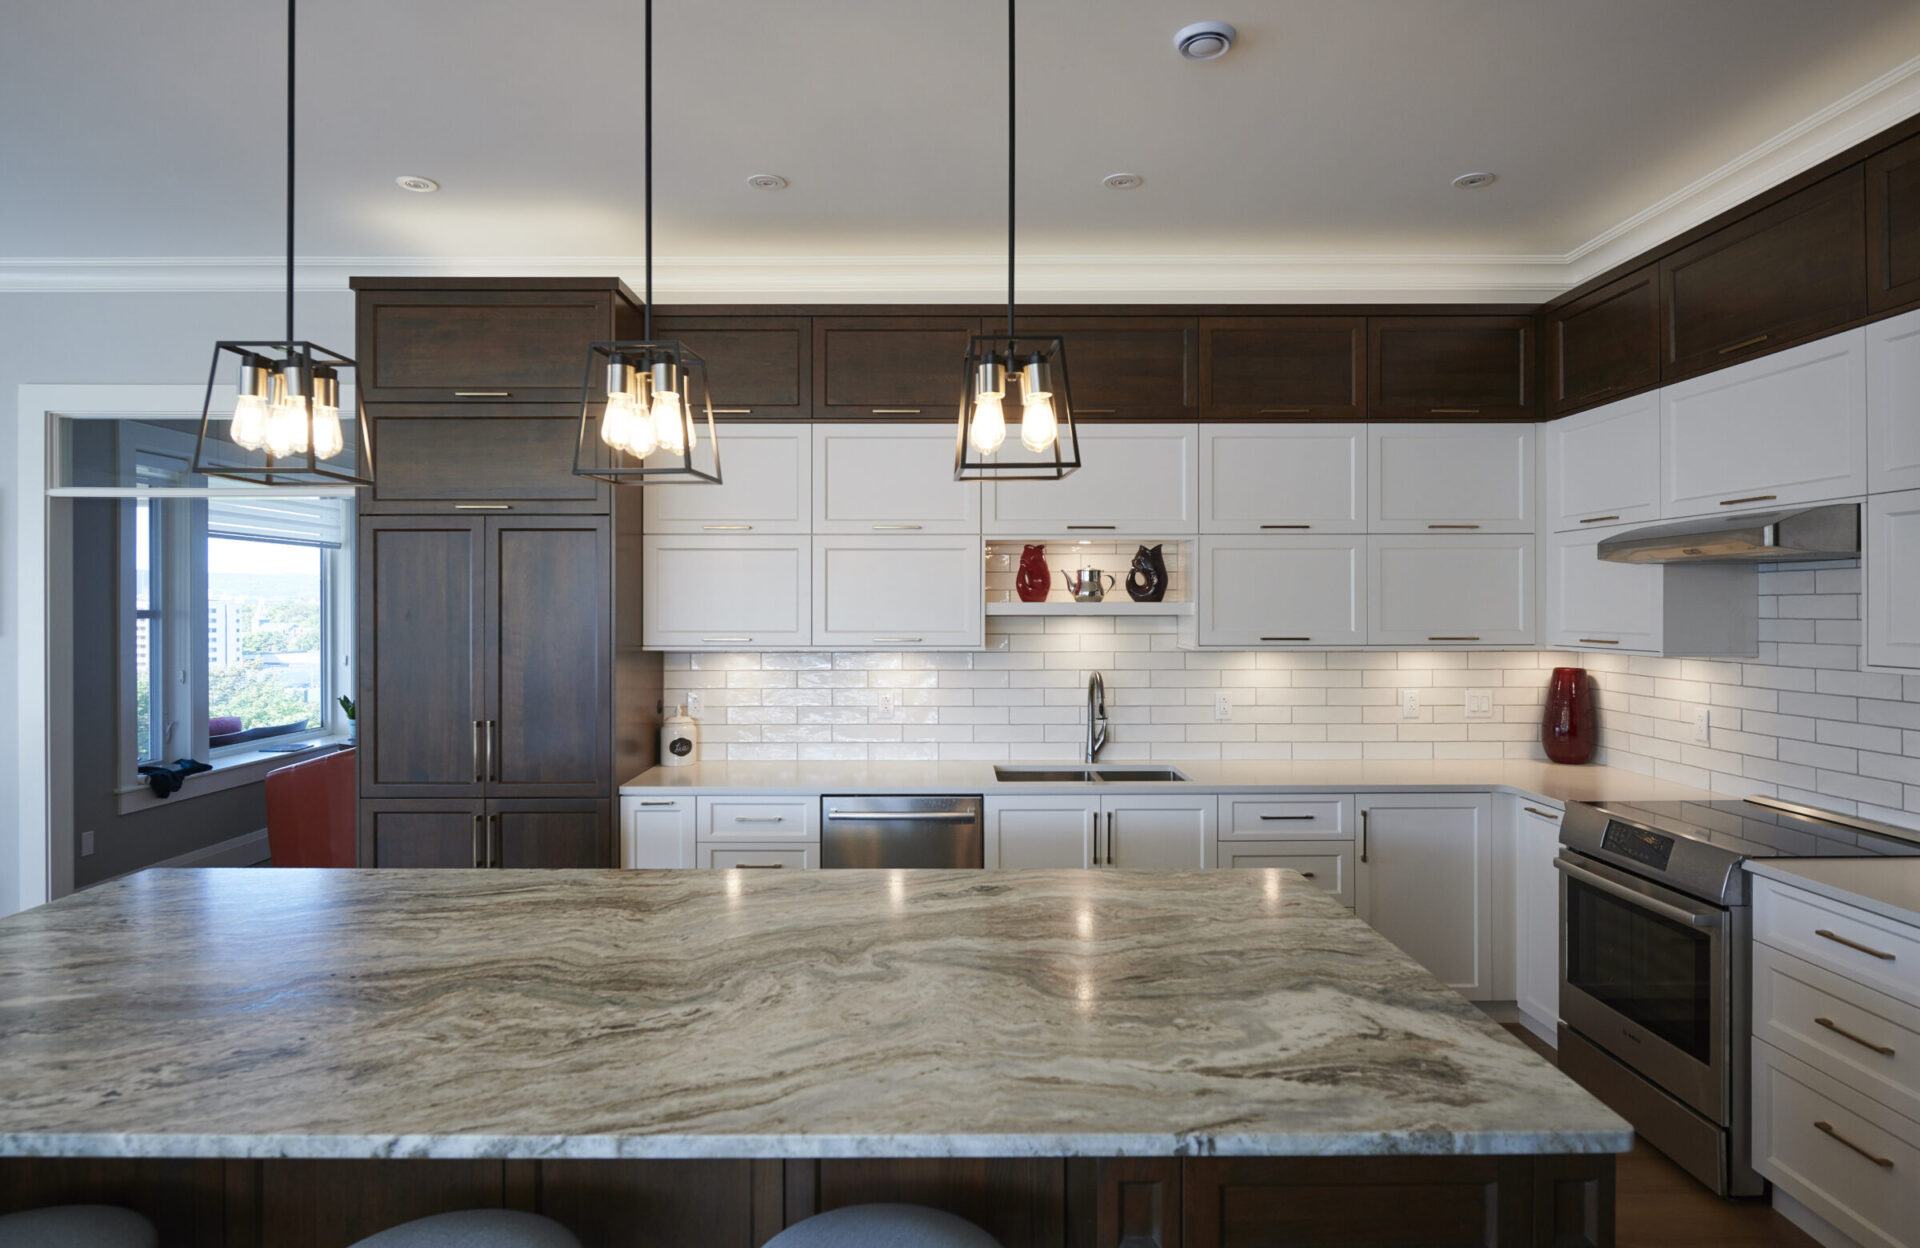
left=685, top=691, right=702, bottom=720
left=1464, top=689, right=1494, bottom=719
left=880, top=692, right=896, bottom=720
left=1692, top=707, right=1711, bottom=744
left=80, top=830, right=94, bottom=857
left=1400, top=689, right=1421, bottom=720
left=1214, top=693, right=1232, bottom=722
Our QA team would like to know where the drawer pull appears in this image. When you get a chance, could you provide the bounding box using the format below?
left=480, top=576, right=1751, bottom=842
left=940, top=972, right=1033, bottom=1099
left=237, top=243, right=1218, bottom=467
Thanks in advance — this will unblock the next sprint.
left=702, top=524, right=753, bottom=531
left=734, top=816, right=786, bottom=824
left=872, top=524, right=923, bottom=530
left=1431, top=408, right=1480, bottom=414
left=871, top=408, right=922, bottom=415
left=1578, top=515, right=1621, bottom=524
left=1298, top=871, right=1316, bottom=879
left=1523, top=807, right=1559, bottom=819
left=454, top=504, right=512, bottom=510
left=1258, top=408, right=1311, bottom=415
left=1360, top=809, right=1368, bottom=864
left=1260, top=814, right=1315, bottom=821
left=1579, top=638, right=1621, bottom=645
left=472, top=814, right=483, bottom=869
left=871, top=637, right=923, bottom=644
left=454, top=391, right=511, bottom=397
left=1719, top=494, right=1777, bottom=507
left=1816, top=929, right=1897, bottom=961
left=732, top=862, right=785, bottom=869
left=1077, top=409, right=1116, bottom=415
left=1261, top=637, right=1311, bottom=642
left=1717, top=334, right=1769, bottom=355
left=1428, top=524, right=1481, bottom=529
left=1429, top=636, right=1481, bottom=642
left=1261, top=524, right=1313, bottom=529
left=1067, top=524, right=1116, bottom=530
left=702, top=637, right=753, bottom=643
left=1815, top=1017, right=1896, bottom=1056
left=638, top=800, right=679, bottom=807
left=712, top=408, right=753, bottom=414
left=1814, top=1120, right=1894, bottom=1168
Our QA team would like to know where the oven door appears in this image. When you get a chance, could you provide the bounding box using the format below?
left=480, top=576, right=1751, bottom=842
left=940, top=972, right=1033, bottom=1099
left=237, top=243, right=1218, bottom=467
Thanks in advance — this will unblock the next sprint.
left=1556, top=851, right=1730, bottom=1124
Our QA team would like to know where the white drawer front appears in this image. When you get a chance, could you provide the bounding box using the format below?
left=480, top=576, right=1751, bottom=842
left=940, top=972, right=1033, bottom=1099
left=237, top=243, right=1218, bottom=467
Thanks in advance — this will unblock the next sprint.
left=1219, top=794, right=1353, bottom=841
left=1218, top=840, right=1355, bottom=908
left=1753, top=1041, right=1919, bottom=1248
left=621, top=796, right=695, bottom=868
left=702, top=845, right=818, bottom=870
left=698, top=796, right=819, bottom=842
left=1756, top=942, right=1920, bottom=1126
left=1755, top=877, right=1920, bottom=1005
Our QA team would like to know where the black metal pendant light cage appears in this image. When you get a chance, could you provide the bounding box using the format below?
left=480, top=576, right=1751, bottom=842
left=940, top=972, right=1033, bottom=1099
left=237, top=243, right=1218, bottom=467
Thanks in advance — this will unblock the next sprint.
left=192, top=0, right=373, bottom=488
left=954, top=0, right=1079, bottom=482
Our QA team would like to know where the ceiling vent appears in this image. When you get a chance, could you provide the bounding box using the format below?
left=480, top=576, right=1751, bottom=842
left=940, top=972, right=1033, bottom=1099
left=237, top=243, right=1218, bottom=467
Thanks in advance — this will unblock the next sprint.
left=1174, top=21, right=1237, bottom=61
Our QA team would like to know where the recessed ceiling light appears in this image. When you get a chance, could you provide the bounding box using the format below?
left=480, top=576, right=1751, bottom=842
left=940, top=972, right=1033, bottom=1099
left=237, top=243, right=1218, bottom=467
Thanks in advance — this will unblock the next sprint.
left=1102, top=173, right=1145, bottom=190
left=1451, top=172, right=1496, bottom=189
left=1174, top=21, right=1237, bottom=60
left=394, top=175, right=440, bottom=193
left=746, top=173, right=789, bottom=191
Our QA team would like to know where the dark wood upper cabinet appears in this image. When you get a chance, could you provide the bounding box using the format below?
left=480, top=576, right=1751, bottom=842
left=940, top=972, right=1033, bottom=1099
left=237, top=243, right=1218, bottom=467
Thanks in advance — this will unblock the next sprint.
left=1544, top=266, right=1660, bottom=415
left=492, top=800, right=613, bottom=868
left=1199, top=316, right=1364, bottom=421
left=355, top=287, right=618, bottom=403
left=650, top=315, right=813, bottom=419
left=362, top=403, right=607, bottom=515
left=813, top=316, right=982, bottom=418
left=1366, top=316, right=1534, bottom=421
left=1867, top=132, right=1920, bottom=314
left=1011, top=315, right=1197, bottom=420
left=1660, top=168, right=1866, bottom=380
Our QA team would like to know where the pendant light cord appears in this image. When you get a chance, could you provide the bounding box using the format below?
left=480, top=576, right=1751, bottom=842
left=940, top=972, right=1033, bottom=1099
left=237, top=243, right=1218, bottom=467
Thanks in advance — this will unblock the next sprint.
left=286, top=0, right=296, bottom=347
left=1006, top=0, right=1015, bottom=339
left=644, top=0, right=653, bottom=340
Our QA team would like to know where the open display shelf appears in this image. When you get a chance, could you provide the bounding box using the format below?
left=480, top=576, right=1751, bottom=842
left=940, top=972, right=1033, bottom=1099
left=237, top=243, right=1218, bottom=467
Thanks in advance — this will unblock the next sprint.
left=984, top=537, right=1192, bottom=617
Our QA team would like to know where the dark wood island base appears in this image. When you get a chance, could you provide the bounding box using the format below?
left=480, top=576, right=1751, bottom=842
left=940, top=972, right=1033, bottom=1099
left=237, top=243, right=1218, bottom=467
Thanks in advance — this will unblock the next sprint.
left=1, top=1153, right=1614, bottom=1247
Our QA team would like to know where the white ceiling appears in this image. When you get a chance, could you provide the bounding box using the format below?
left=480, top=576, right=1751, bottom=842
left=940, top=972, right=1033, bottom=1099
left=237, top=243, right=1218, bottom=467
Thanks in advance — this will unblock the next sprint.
left=6, top=0, right=1920, bottom=300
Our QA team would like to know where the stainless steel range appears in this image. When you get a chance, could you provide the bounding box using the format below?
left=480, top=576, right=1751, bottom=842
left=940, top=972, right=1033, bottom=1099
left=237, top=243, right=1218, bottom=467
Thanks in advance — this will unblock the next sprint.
left=1556, top=796, right=1920, bottom=1197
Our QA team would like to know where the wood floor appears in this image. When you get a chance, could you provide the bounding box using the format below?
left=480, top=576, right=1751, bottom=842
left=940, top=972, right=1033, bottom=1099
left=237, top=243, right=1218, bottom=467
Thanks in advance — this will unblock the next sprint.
left=1505, top=1025, right=1816, bottom=1248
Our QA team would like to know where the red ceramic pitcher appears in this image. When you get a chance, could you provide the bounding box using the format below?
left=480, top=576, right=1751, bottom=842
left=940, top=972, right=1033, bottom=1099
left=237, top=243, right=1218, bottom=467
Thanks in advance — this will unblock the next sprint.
left=1540, top=667, right=1596, bottom=764
left=1016, top=543, right=1050, bottom=603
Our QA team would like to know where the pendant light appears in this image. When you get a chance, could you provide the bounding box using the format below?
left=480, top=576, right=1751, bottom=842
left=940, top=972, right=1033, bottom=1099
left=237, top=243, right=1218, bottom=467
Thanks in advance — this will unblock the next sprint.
left=955, top=0, right=1079, bottom=482
left=573, top=0, right=721, bottom=486
left=192, top=0, right=373, bottom=488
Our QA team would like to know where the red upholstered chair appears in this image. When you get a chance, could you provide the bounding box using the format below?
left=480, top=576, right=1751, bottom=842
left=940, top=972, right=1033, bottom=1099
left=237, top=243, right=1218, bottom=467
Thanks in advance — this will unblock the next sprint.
left=264, top=747, right=358, bottom=867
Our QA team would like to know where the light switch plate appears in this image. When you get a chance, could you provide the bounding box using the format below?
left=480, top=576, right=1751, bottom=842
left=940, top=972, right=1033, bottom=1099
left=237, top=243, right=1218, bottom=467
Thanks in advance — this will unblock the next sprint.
left=1400, top=689, right=1421, bottom=719
left=1214, top=693, right=1232, bottom=722
left=1692, top=707, right=1711, bottom=744
left=1464, top=689, right=1494, bottom=719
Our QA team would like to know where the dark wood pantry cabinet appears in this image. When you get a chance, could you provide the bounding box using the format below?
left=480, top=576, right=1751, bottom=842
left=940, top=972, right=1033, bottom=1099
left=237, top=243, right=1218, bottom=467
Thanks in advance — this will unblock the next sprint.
left=1200, top=316, right=1366, bottom=420
left=359, top=402, right=609, bottom=514
left=354, top=282, right=631, bottom=403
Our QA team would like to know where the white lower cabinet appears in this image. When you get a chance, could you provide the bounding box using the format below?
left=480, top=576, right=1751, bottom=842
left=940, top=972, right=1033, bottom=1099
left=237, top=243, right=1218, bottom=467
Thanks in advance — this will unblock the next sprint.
left=1196, top=536, right=1365, bottom=648
left=620, top=795, right=696, bottom=868
left=1219, top=794, right=1354, bottom=840
left=982, top=794, right=1216, bottom=868
left=1510, top=798, right=1563, bottom=1037
left=1218, top=840, right=1355, bottom=908
left=1104, top=794, right=1218, bottom=868
left=1356, top=793, right=1495, bottom=1000
left=811, top=535, right=984, bottom=649
left=1542, top=526, right=1663, bottom=654
left=641, top=535, right=811, bottom=649
left=700, top=844, right=818, bottom=870
left=983, top=796, right=1099, bottom=869
left=1368, top=537, right=1534, bottom=647
left=1868, top=489, right=1920, bottom=670
left=698, top=795, right=819, bottom=841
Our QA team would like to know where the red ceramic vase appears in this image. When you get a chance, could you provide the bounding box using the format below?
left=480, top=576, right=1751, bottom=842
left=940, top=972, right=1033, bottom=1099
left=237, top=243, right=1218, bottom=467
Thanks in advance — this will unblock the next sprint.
left=1016, top=544, right=1050, bottom=603
left=1540, top=667, right=1597, bottom=764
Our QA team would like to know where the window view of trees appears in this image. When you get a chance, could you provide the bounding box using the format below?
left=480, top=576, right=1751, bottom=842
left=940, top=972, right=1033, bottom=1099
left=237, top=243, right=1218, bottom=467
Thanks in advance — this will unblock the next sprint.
left=208, top=540, right=325, bottom=737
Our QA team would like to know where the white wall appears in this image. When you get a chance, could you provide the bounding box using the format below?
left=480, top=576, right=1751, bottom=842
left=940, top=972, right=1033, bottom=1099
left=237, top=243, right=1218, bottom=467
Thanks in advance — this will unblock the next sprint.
left=0, top=289, right=353, bottom=917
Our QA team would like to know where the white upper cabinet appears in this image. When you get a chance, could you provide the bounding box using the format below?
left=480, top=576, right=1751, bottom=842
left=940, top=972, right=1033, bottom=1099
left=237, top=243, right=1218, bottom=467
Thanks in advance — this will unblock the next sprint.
left=1368, top=536, right=1534, bottom=647
left=642, top=534, right=811, bottom=649
left=1199, top=423, right=1366, bottom=533
left=1867, top=489, right=1920, bottom=670
left=643, top=423, right=811, bottom=534
left=1196, top=536, right=1365, bottom=648
left=1542, top=393, right=1662, bottom=531
left=1368, top=423, right=1535, bottom=533
left=985, top=424, right=1198, bottom=537
left=811, top=535, right=984, bottom=650
left=812, top=424, right=980, bottom=534
left=1661, top=329, right=1868, bottom=517
left=1868, top=308, right=1920, bottom=495
left=1542, top=525, right=1663, bottom=654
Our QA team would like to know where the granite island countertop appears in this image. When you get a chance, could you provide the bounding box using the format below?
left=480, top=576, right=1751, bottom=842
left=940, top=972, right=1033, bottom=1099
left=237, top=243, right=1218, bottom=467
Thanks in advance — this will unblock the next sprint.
left=0, top=868, right=1629, bottom=1162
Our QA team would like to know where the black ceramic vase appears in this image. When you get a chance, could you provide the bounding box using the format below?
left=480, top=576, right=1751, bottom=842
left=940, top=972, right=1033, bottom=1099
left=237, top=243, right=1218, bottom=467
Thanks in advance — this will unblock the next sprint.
left=1125, top=544, right=1168, bottom=602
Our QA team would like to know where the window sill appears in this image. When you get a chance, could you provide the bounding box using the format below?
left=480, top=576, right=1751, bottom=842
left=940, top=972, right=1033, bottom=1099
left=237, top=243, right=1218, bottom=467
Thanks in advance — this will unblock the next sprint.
left=117, top=736, right=353, bottom=815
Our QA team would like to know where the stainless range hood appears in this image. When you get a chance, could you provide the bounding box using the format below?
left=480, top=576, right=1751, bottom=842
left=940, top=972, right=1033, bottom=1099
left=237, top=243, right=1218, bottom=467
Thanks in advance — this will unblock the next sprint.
left=1597, top=503, right=1860, bottom=564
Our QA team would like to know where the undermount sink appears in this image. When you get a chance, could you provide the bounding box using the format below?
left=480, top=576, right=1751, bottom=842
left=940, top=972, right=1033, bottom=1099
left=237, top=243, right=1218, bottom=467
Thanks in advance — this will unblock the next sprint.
left=992, top=766, right=1189, bottom=783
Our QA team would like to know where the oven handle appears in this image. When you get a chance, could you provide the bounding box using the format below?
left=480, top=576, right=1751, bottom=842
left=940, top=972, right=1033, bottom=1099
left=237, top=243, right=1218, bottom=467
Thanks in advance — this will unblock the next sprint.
left=1554, top=857, right=1725, bottom=928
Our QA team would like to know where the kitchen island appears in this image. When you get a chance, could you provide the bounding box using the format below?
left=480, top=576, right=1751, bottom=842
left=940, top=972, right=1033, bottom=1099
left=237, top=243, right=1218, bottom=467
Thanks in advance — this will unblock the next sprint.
left=0, top=867, right=1628, bottom=1246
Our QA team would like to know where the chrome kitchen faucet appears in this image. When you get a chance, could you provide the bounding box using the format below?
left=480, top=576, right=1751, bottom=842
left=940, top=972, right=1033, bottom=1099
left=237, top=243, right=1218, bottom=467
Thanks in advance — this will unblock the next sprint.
left=1085, top=671, right=1108, bottom=764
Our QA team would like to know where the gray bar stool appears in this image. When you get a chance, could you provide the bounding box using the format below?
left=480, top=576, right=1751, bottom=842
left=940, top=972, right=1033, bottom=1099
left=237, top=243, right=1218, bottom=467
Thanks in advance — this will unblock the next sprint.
left=349, top=1210, right=581, bottom=1247
left=766, top=1204, right=1001, bottom=1247
left=0, top=1205, right=159, bottom=1247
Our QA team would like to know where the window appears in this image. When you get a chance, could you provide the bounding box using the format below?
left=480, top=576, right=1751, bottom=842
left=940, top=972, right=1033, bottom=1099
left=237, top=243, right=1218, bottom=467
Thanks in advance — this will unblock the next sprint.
left=133, top=497, right=161, bottom=762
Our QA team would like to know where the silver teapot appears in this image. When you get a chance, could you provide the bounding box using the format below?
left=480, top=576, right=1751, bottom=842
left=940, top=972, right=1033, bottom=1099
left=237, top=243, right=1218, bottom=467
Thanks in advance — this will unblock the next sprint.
left=1060, top=568, right=1117, bottom=602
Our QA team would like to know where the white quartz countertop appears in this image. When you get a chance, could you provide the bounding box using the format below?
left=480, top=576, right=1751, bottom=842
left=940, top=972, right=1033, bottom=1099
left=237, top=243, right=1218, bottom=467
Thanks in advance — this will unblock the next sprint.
left=0, top=867, right=1630, bottom=1161
left=621, top=759, right=1713, bottom=806
left=1746, top=858, right=1920, bottom=928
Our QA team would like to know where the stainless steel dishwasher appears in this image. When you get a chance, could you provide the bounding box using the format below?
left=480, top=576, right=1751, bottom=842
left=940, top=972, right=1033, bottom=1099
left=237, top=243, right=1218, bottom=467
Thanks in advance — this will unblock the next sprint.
left=820, top=796, right=985, bottom=868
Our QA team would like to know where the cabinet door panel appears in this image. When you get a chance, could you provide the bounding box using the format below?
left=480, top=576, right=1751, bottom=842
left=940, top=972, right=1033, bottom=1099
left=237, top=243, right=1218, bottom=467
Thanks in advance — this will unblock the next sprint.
left=487, top=518, right=609, bottom=795
left=1103, top=796, right=1217, bottom=869
left=1368, top=536, right=1533, bottom=647
left=622, top=796, right=697, bottom=868
left=1367, top=317, right=1533, bottom=421
left=1198, top=536, right=1364, bottom=649
left=491, top=800, right=611, bottom=868
left=361, top=799, right=485, bottom=868
left=814, top=316, right=981, bottom=416
left=812, top=535, right=983, bottom=650
left=1660, top=329, right=1867, bottom=517
left=985, top=424, right=1198, bottom=536
left=1661, top=169, right=1866, bottom=380
left=984, top=797, right=1098, bottom=869
left=1218, top=840, right=1355, bottom=908
left=1542, top=393, right=1661, bottom=531
left=1200, top=316, right=1365, bottom=421
left=1369, top=424, right=1534, bottom=532
left=1014, top=315, right=1197, bottom=420
left=813, top=424, right=980, bottom=533
left=363, top=406, right=607, bottom=514
left=1868, top=132, right=1920, bottom=315
left=1357, top=794, right=1494, bottom=999
left=643, top=424, right=810, bottom=534
left=359, top=518, right=485, bottom=796
left=1512, top=800, right=1564, bottom=1033
left=1868, top=308, right=1920, bottom=494
left=1867, top=489, right=1920, bottom=669
left=357, top=289, right=612, bottom=402
left=1543, top=526, right=1663, bottom=654
left=650, top=315, right=812, bottom=418
left=1200, top=423, right=1365, bottom=533
left=641, top=536, right=811, bottom=649
left=701, top=844, right=819, bottom=870
left=1547, top=266, right=1660, bottom=415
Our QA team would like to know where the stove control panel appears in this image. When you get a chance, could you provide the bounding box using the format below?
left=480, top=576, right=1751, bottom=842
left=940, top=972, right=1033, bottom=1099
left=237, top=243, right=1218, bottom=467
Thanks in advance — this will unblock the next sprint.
left=1602, top=819, right=1675, bottom=871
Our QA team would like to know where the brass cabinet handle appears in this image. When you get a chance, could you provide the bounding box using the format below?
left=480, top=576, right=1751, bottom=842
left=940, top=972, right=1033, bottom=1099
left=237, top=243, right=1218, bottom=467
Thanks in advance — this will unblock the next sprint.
left=1719, top=494, right=1777, bottom=506
left=473, top=721, right=484, bottom=783
left=1360, top=809, right=1369, bottom=864
left=1580, top=638, right=1622, bottom=645
left=870, top=408, right=922, bottom=415
left=1717, top=334, right=1769, bottom=355
left=454, top=504, right=512, bottom=510
left=702, top=524, right=753, bottom=531
left=1578, top=515, right=1621, bottom=524
left=1523, top=807, right=1560, bottom=819
left=1816, top=929, right=1897, bottom=961
left=1815, top=1016, right=1896, bottom=1056
left=454, top=391, right=511, bottom=397
left=1261, top=524, right=1312, bottom=529
left=1814, top=1120, right=1893, bottom=1168
left=1431, top=408, right=1480, bottom=414
left=732, top=862, right=785, bottom=869
left=711, top=408, right=754, bottom=414
left=1428, top=524, right=1481, bottom=529
left=472, top=814, right=483, bottom=869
